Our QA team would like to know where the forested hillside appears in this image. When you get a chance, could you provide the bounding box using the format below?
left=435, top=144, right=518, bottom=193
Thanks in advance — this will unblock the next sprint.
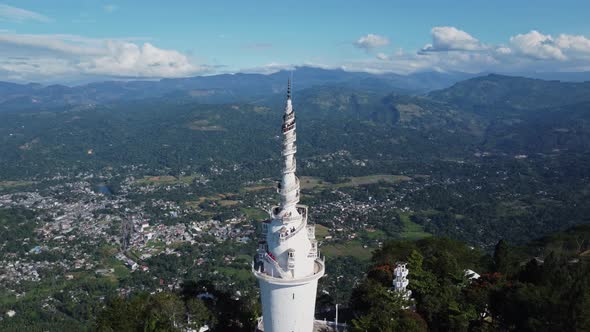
left=1, top=75, right=589, bottom=246
left=349, top=225, right=590, bottom=331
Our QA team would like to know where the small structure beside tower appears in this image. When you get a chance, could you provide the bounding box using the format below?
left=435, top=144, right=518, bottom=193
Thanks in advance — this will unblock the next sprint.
left=392, top=262, right=412, bottom=302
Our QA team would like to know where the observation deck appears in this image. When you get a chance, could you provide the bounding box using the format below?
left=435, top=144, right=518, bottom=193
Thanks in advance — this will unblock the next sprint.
left=252, top=257, right=325, bottom=285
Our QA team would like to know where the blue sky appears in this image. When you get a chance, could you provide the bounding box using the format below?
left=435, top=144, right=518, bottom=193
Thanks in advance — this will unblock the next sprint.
left=1, top=0, right=589, bottom=83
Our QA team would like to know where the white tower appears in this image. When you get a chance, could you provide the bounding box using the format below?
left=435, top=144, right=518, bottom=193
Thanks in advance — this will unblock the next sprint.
left=392, top=262, right=412, bottom=301
left=253, top=81, right=325, bottom=332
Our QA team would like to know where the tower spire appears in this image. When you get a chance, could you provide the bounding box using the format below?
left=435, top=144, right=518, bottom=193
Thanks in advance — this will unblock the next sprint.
left=280, top=79, right=299, bottom=210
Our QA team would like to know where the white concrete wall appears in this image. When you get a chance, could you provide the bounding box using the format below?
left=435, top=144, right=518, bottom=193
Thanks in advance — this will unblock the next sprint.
left=259, top=278, right=320, bottom=332
left=267, top=219, right=314, bottom=278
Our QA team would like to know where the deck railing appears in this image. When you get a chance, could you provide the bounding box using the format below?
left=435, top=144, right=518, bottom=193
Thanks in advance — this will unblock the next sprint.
left=264, top=252, right=289, bottom=279
left=280, top=219, right=306, bottom=242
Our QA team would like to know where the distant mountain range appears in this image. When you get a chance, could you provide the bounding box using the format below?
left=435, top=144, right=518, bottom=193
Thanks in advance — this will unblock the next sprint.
left=0, top=67, right=477, bottom=111
left=429, top=74, right=590, bottom=112
left=1, top=69, right=590, bottom=180
left=2, top=72, right=590, bottom=177
left=2, top=66, right=588, bottom=112
left=279, top=74, right=590, bottom=154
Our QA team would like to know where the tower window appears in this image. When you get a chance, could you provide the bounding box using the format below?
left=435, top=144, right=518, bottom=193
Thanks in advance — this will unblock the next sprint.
left=292, top=293, right=295, bottom=300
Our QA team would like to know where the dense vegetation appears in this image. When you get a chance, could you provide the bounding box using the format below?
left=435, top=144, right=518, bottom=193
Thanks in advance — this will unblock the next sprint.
left=348, top=225, right=590, bottom=331
left=95, top=280, right=258, bottom=332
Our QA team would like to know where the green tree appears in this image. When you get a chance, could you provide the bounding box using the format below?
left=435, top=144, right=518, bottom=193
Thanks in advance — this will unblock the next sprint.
left=143, top=292, right=185, bottom=332
left=493, top=240, right=511, bottom=274
left=186, top=298, right=215, bottom=329
left=407, top=250, right=437, bottom=299
left=350, top=279, right=417, bottom=332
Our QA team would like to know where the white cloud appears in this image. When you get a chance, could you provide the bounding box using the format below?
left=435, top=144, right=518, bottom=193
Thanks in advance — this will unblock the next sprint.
left=81, top=41, right=199, bottom=77
left=4, top=26, right=590, bottom=83
left=0, top=4, right=52, bottom=23
left=495, top=47, right=512, bottom=55
left=350, top=27, right=590, bottom=75
left=239, top=62, right=296, bottom=74
left=376, top=52, right=390, bottom=61
left=0, top=34, right=105, bottom=55
left=422, top=26, right=486, bottom=52
left=509, top=30, right=566, bottom=60
left=554, top=33, right=590, bottom=58
left=354, top=34, right=390, bottom=51
left=507, top=31, right=590, bottom=63
left=342, top=50, right=501, bottom=75
left=0, top=33, right=208, bottom=82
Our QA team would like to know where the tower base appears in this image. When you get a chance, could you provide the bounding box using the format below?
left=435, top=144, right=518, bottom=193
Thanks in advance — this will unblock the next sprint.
left=256, top=318, right=347, bottom=332
left=253, top=259, right=325, bottom=332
